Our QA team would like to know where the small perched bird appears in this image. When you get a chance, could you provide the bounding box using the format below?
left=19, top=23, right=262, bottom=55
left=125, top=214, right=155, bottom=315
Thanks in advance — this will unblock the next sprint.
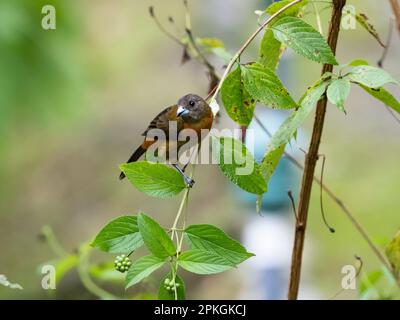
left=119, top=94, right=214, bottom=187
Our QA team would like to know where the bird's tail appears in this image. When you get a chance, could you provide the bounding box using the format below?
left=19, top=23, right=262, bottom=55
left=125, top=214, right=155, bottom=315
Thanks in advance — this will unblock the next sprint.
left=119, top=145, right=146, bottom=180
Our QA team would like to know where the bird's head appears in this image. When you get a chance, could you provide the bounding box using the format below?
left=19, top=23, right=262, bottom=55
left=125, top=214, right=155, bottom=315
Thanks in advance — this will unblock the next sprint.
left=176, top=94, right=210, bottom=122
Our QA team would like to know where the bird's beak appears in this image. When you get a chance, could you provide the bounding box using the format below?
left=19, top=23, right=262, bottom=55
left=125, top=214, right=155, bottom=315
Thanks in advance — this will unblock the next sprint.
left=177, top=105, right=189, bottom=117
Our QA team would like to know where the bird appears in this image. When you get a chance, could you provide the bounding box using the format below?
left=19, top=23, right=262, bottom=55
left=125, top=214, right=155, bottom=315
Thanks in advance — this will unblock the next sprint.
left=119, top=93, right=214, bottom=187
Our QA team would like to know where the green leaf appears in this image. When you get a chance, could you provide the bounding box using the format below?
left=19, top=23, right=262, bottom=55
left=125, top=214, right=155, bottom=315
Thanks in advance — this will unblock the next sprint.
left=260, top=143, right=285, bottom=191
left=177, top=250, right=235, bottom=275
left=211, top=135, right=267, bottom=195
left=221, top=67, right=256, bottom=126
left=348, top=66, right=398, bottom=88
left=184, top=224, right=254, bottom=265
left=272, top=16, right=338, bottom=65
left=196, top=37, right=224, bottom=48
left=358, top=85, right=400, bottom=114
left=210, top=47, right=233, bottom=64
left=356, top=13, right=385, bottom=48
left=327, top=78, right=351, bottom=113
left=359, top=270, right=384, bottom=295
left=89, top=262, right=125, bottom=283
left=386, top=230, right=400, bottom=278
left=259, top=29, right=282, bottom=70
left=120, top=161, right=186, bottom=198
left=158, top=272, right=186, bottom=300
left=138, top=213, right=176, bottom=259
left=92, top=216, right=143, bottom=254
left=267, top=78, right=330, bottom=150
left=265, top=0, right=308, bottom=17
left=241, top=62, right=297, bottom=109
left=126, top=255, right=165, bottom=288
left=348, top=59, right=369, bottom=67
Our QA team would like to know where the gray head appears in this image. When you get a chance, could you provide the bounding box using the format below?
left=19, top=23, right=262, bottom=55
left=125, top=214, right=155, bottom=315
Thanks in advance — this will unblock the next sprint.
left=176, top=94, right=210, bottom=122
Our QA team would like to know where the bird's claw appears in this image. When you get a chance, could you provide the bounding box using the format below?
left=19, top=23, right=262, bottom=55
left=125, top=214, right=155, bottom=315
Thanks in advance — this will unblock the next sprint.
left=184, top=176, right=195, bottom=188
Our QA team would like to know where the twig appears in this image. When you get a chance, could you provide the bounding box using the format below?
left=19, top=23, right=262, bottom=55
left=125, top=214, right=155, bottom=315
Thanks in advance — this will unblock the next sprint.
left=288, top=190, right=299, bottom=221
left=149, top=6, right=183, bottom=46
left=378, top=18, right=394, bottom=67
left=40, top=225, right=69, bottom=258
left=389, top=0, right=400, bottom=34
left=329, top=255, right=363, bottom=300
left=288, top=0, right=347, bottom=300
left=318, top=154, right=335, bottom=233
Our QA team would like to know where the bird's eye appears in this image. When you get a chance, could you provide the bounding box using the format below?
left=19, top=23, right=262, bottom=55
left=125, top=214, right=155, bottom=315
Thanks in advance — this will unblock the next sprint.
left=189, top=100, right=195, bottom=107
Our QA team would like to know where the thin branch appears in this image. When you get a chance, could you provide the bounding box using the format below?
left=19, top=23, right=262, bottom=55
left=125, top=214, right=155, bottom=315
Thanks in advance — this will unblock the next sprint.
left=389, top=0, right=400, bottom=34
left=329, top=255, right=363, bottom=300
left=318, top=154, right=335, bottom=233
left=149, top=6, right=184, bottom=46
left=185, top=28, right=217, bottom=79
left=288, top=0, right=347, bottom=300
left=378, top=17, right=394, bottom=67
left=385, top=106, right=400, bottom=125
left=288, top=190, right=299, bottom=221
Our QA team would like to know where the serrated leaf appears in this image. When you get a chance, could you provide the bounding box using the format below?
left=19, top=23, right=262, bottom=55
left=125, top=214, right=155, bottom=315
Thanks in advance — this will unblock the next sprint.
left=158, top=272, right=185, bottom=300
left=138, top=213, right=176, bottom=259
left=348, top=66, right=398, bottom=88
left=259, top=29, right=282, bottom=70
left=126, top=255, right=165, bottom=288
left=211, top=135, right=267, bottom=195
left=221, top=67, right=256, bottom=126
left=260, top=143, right=285, bottom=191
left=120, top=161, right=186, bottom=198
left=356, top=13, right=385, bottom=48
left=184, top=224, right=254, bottom=265
left=267, top=78, right=329, bottom=150
left=359, top=85, right=400, bottom=114
left=272, top=16, right=338, bottom=65
left=265, top=0, right=308, bottom=17
left=92, top=216, right=143, bottom=254
left=241, top=63, right=297, bottom=109
left=177, top=250, right=234, bottom=275
left=327, top=78, right=351, bottom=113
left=386, top=230, right=400, bottom=278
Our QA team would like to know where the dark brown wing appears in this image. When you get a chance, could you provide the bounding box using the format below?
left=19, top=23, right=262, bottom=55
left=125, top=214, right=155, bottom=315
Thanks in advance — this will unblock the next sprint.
left=142, top=105, right=183, bottom=137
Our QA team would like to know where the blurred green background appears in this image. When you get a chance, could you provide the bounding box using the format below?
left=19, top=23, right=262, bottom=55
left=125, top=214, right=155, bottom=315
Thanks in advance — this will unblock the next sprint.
left=0, top=0, right=399, bottom=299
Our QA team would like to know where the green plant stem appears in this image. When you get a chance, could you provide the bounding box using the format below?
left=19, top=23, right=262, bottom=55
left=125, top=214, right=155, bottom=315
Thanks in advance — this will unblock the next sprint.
left=41, top=225, right=69, bottom=258
left=77, top=243, right=119, bottom=300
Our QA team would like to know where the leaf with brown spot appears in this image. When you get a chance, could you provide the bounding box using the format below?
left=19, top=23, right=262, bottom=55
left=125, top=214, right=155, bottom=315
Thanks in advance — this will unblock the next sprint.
left=221, top=66, right=256, bottom=126
left=356, top=13, right=386, bottom=48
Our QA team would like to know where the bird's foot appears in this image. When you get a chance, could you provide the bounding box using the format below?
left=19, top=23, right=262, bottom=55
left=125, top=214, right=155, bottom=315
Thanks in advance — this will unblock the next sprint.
left=184, top=176, right=195, bottom=188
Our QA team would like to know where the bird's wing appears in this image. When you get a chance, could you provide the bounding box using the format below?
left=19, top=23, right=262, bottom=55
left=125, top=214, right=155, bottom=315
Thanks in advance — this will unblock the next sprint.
left=142, top=105, right=182, bottom=137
